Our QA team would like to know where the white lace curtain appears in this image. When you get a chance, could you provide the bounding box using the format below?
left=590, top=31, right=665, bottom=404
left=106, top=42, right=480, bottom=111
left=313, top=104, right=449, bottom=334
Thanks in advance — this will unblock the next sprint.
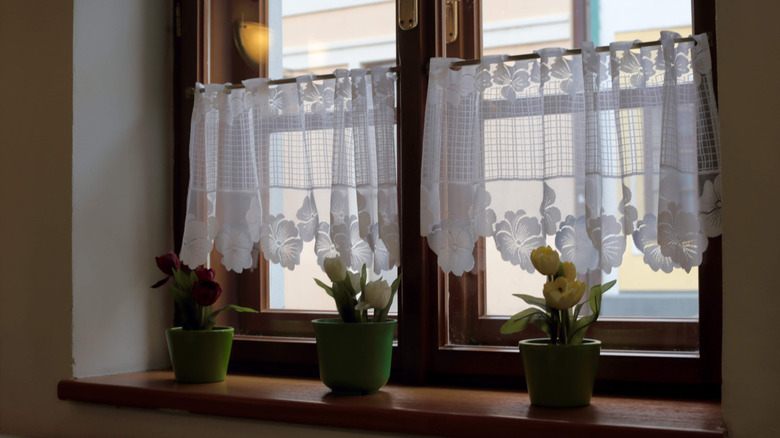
left=180, top=67, right=399, bottom=274
left=421, top=32, right=721, bottom=276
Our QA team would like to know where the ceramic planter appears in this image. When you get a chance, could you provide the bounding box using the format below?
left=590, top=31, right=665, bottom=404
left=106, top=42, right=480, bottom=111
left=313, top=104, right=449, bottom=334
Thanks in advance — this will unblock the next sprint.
left=165, top=326, right=234, bottom=383
left=519, top=338, right=601, bottom=407
left=312, top=318, right=396, bottom=395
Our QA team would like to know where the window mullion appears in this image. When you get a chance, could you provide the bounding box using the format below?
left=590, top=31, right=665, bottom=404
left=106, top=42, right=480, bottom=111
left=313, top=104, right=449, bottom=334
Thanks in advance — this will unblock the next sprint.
left=396, top=0, right=446, bottom=385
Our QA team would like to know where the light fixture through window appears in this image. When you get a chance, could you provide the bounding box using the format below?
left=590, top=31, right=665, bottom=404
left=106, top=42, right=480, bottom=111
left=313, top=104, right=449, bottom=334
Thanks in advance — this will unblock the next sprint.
left=233, top=19, right=269, bottom=69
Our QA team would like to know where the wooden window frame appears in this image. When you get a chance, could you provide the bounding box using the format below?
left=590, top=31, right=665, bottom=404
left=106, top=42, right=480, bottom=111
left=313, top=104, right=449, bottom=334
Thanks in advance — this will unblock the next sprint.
left=431, top=0, right=720, bottom=394
left=173, top=0, right=721, bottom=396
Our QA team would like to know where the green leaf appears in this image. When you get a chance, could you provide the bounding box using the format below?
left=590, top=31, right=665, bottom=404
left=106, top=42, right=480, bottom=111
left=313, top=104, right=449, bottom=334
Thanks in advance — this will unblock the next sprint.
left=500, top=308, right=547, bottom=335
left=512, top=293, right=548, bottom=311
left=179, top=299, right=201, bottom=330
left=332, top=282, right=358, bottom=323
left=167, top=283, right=190, bottom=308
left=565, top=280, right=614, bottom=344
left=390, top=275, right=401, bottom=293
left=376, top=274, right=401, bottom=323
left=568, top=313, right=595, bottom=344
left=573, top=301, right=585, bottom=321
left=172, top=269, right=193, bottom=289
left=529, top=313, right=552, bottom=337
left=600, top=279, right=617, bottom=293
left=204, top=304, right=258, bottom=326
left=588, top=280, right=615, bottom=308
left=360, top=264, right=367, bottom=291
left=314, top=278, right=334, bottom=297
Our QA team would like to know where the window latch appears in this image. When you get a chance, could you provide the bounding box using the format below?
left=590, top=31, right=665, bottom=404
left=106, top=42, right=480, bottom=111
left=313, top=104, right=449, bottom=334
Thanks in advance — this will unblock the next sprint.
left=446, top=0, right=459, bottom=43
left=398, top=0, right=418, bottom=30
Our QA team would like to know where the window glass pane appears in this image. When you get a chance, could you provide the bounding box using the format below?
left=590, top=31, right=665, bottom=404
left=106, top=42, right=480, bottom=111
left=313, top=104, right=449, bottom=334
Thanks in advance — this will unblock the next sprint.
left=272, top=0, right=397, bottom=78
left=482, top=0, right=573, bottom=55
left=592, top=0, right=691, bottom=45
left=265, top=1, right=398, bottom=311
left=479, top=1, right=696, bottom=327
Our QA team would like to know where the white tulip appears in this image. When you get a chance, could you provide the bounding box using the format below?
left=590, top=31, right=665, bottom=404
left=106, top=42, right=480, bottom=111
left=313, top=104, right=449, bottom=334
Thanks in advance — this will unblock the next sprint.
left=346, top=271, right=361, bottom=294
left=357, top=279, right=391, bottom=311
left=323, top=257, right=346, bottom=283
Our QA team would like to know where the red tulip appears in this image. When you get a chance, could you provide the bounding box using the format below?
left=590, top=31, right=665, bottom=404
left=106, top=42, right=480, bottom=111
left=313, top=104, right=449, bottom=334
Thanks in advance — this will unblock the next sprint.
left=195, top=267, right=216, bottom=282
left=193, top=280, right=222, bottom=306
left=155, top=252, right=180, bottom=276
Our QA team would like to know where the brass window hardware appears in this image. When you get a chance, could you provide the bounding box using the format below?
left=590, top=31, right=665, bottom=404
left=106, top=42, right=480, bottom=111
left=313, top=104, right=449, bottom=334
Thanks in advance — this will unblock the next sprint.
left=398, top=0, right=418, bottom=30
left=446, top=0, right=459, bottom=43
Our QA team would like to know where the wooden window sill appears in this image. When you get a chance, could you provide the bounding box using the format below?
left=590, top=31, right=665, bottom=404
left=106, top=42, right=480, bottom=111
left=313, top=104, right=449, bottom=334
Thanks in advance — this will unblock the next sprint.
left=57, top=371, right=723, bottom=438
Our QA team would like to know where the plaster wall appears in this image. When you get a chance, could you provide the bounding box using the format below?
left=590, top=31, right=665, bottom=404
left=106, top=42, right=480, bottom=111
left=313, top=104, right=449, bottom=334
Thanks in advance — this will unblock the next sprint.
left=718, top=0, right=780, bottom=436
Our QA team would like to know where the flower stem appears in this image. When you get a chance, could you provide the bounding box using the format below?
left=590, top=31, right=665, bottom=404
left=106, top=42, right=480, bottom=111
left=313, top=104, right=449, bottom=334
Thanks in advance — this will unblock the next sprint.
left=559, top=309, right=568, bottom=344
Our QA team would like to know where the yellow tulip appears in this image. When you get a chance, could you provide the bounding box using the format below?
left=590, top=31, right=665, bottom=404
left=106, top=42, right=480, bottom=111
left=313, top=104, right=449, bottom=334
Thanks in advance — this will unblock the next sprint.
left=531, top=246, right=560, bottom=276
left=561, top=261, right=577, bottom=282
left=543, top=277, right=588, bottom=310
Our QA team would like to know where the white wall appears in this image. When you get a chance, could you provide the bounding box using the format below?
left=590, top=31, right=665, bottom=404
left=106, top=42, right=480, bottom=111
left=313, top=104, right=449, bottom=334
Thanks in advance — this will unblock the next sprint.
left=718, top=0, right=780, bottom=437
left=0, top=0, right=779, bottom=437
left=71, top=0, right=172, bottom=378
left=0, top=0, right=74, bottom=431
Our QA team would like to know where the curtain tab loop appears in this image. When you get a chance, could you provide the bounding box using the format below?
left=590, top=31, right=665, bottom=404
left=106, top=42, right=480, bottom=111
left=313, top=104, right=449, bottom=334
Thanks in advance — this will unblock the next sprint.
left=242, top=78, right=270, bottom=90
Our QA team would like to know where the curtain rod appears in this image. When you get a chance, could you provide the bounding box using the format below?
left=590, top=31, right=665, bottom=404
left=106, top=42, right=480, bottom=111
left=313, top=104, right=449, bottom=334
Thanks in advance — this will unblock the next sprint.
left=198, top=66, right=399, bottom=93
left=196, top=36, right=696, bottom=93
left=448, top=36, right=697, bottom=68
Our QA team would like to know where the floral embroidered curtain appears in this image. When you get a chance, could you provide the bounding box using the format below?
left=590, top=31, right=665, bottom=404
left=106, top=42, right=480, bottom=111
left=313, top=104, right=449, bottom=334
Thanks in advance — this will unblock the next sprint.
left=421, top=32, right=721, bottom=277
left=180, top=67, right=399, bottom=274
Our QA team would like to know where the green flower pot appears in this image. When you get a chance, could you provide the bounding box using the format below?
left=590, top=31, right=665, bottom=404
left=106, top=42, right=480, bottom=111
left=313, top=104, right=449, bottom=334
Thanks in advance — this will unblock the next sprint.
left=519, top=338, right=601, bottom=407
left=165, top=326, right=234, bottom=383
left=312, top=318, right=396, bottom=395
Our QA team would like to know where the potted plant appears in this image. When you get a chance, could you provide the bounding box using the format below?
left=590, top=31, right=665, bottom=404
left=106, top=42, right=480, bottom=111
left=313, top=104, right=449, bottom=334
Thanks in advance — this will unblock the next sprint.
left=153, top=252, right=257, bottom=383
left=500, top=245, right=615, bottom=407
left=312, top=257, right=401, bottom=394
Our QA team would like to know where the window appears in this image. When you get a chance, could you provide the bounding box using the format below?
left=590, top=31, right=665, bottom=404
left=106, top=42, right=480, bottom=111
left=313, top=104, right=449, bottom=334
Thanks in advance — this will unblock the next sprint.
left=173, top=0, right=720, bottom=393
left=449, top=1, right=703, bottom=352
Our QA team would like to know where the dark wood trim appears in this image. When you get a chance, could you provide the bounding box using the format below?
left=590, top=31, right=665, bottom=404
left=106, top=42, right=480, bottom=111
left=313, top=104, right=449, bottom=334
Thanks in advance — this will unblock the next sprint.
left=172, top=0, right=203, bottom=328
left=692, top=0, right=717, bottom=101
left=692, top=0, right=721, bottom=388
left=475, top=318, right=700, bottom=351
left=173, top=0, right=203, bottom=252
left=58, top=371, right=724, bottom=438
left=440, top=1, right=484, bottom=350
left=697, top=237, right=722, bottom=385
left=206, top=0, right=262, bottom=83
left=396, top=0, right=445, bottom=385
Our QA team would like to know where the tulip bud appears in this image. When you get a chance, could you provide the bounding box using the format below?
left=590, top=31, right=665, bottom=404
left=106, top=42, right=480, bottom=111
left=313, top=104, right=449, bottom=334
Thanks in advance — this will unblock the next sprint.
left=195, top=266, right=216, bottom=282
left=561, top=261, right=577, bottom=282
left=155, top=252, right=180, bottom=276
left=193, top=280, right=222, bottom=306
left=531, top=246, right=560, bottom=276
left=543, top=277, right=587, bottom=310
left=357, top=279, right=392, bottom=311
left=324, top=257, right=347, bottom=283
